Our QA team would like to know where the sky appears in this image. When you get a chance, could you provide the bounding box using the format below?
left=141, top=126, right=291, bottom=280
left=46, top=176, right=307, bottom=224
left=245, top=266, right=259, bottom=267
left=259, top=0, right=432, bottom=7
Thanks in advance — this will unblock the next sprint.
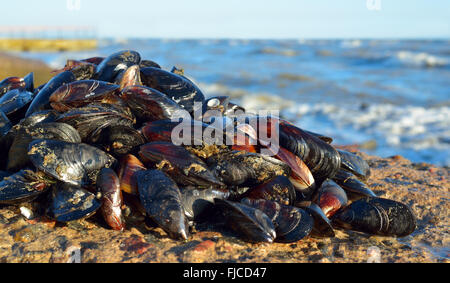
left=0, top=0, right=448, bottom=39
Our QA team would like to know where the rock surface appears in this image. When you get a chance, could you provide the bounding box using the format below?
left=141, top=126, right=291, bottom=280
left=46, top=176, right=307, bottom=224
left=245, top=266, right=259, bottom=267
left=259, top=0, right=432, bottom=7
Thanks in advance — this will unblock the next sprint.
left=0, top=152, right=448, bottom=263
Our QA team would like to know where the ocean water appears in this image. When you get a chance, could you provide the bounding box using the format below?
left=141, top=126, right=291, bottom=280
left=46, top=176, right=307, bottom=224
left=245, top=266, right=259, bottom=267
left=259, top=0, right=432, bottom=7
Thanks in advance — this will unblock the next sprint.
left=18, top=39, right=450, bottom=166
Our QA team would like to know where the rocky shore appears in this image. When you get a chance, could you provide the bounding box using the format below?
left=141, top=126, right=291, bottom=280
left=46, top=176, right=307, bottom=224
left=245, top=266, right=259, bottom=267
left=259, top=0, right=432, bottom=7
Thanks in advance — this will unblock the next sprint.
left=0, top=152, right=447, bottom=263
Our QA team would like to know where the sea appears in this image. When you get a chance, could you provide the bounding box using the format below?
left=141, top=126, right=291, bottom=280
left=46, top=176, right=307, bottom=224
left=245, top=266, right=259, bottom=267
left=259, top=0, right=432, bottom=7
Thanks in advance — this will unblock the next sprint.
left=17, top=38, right=450, bottom=166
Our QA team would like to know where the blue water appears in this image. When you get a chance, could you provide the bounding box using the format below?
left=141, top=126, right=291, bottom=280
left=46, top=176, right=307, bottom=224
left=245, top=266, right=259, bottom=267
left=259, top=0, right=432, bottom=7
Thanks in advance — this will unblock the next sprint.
left=17, top=39, right=450, bottom=166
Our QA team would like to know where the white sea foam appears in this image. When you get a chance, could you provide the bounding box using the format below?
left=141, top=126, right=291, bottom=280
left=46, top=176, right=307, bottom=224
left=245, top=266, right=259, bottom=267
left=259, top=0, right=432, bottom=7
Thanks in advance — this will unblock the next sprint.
left=200, top=82, right=450, bottom=165
left=395, top=51, right=448, bottom=68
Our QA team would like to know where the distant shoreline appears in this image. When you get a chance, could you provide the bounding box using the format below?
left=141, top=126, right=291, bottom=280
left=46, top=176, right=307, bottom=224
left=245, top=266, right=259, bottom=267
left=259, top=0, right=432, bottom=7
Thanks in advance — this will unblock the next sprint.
left=0, top=52, right=53, bottom=86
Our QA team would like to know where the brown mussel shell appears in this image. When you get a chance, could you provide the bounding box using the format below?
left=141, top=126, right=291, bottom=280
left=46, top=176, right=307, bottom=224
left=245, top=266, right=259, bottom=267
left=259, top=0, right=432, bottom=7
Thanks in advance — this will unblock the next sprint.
left=97, top=168, right=125, bottom=231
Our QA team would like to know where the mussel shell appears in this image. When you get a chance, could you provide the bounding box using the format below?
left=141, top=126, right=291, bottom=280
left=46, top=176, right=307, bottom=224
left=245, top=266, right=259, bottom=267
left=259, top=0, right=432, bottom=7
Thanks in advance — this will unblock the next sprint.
left=332, top=197, right=417, bottom=237
left=314, top=179, right=348, bottom=218
left=240, top=175, right=296, bottom=206
left=115, top=65, right=142, bottom=90
left=7, top=122, right=81, bottom=171
left=337, top=149, right=371, bottom=181
left=49, top=80, right=121, bottom=112
left=180, top=187, right=230, bottom=220
left=214, top=198, right=276, bottom=243
left=140, top=67, right=205, bottom=114
left=0, top=170, right=49, bottom=205
left=207, top=150, right=291, bottom=187
left=0, top=111, right=12, bottom=137
left=118, top=154, right=146, bottom=195
left=81, top=57, right=105, bottom=65
left=140, top=60, right=161, bottom=69
left=0, top=77, right=25, bottom=97
left=13, top=110, right=60, bottom=131
left=304, top=130, right=333, bottom=144
left=242, top=198, right=314, bottom=243
left=295, top=201, right=335, bottom=238
left=97, top=168, right=124, bottom=231
left=139, top=142, right=224, bottom=188
left=23, top=72, right=34, bottom=92
left=136, top=169, right=189, bottom=240
left=93, top=125, right=145, bottom=156
left=95, top=50, right=141, bottom=82
left=70, top=63, right=96, bottom=81
left=25, top=71, right=76, bottom=117
left=121, top=86, right=183, bottom=122
left=140, top=119, right=220, bottom=146
left=278, top=121, right=341, bottom=182
left=332, top=169, right=376, bottom=200
left=46, top=183, right=101, bottom=222
left=28, top=139, right=116, bottom=187
left=268, top=146, right=316, bottom=196
left=202, top=96, right=230, bottom=120
left=56, top=103, right=135, bottom=142
left=0, top=89, right=34, bottom=116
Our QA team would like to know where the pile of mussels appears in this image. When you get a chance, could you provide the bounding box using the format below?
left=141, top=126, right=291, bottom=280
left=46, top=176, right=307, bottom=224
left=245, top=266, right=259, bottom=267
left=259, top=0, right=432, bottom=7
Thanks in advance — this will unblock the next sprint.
left=0, top=50, right=416, bottom=243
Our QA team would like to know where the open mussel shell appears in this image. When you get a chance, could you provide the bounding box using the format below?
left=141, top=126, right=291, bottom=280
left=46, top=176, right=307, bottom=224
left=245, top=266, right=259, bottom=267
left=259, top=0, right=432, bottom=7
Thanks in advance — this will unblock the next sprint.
left=332, top=169, right=376, bottom=200
left=337, top=149, right=371, bottom=181
left=314, top=179, right=348, bottom=218
left=49, top=80, right=121, bottom=112
left=46, top=183, right=101, bottom=222
left=26, top=71, right=76, bottom=117
left=118, top=154, right=146, bottom=195
left=207, top=150, right=291, bottom=187
left=242, top=198, right=314, bottom=243
left=214, top=198, right=276, bottom=243
left=201, top=96, right=230, bottom=120
left=140, top=67, right=205, bottom=114
left=139, top=142, right=224, bottom=188
left=7, top=122, right=81, bottom=171
left=28, top=139, right=116, bottom=187
left=136, top=169, right=189, bottom=240
left=0, top=170, right=50, bottom=205
left=180, top=187, right=230, bottom=221
left=295, top=201, right=335, bottom=238
left=97, top=168, right=125, bottom=231
left=121, top=85, right=183, bottom=122
left=332, top=197, right=417, bottom=237
left=95, top=50, right=141, bottom=83
left=240, top=175, right=296, bottom=206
